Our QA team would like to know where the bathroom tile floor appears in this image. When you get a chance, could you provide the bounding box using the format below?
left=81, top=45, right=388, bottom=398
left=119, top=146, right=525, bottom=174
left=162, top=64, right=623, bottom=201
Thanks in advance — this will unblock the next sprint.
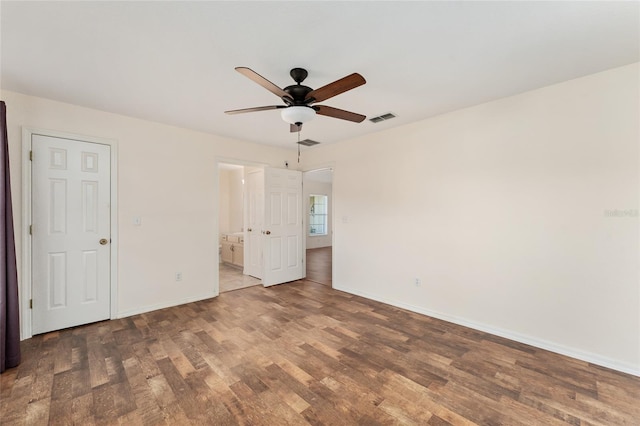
left=219, top=263, right=261, bottom=293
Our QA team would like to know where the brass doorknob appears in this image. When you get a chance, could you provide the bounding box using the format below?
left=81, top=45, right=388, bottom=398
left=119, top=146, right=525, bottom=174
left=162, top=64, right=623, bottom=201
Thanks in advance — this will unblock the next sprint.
left=248, top=228, right=252, bottom=232
left=99, top=238, right=109, bottom=245
left=265, top=230, right=271, bottom=235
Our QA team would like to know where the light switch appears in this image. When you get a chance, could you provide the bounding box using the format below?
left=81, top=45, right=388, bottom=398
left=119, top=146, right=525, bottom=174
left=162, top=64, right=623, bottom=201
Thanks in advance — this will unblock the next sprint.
left=133, top=216, right=142, bottom=226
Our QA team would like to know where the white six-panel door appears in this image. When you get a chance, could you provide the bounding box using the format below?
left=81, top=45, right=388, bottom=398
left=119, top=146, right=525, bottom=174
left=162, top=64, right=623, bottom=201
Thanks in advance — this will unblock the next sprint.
left=32, top=135, right=111, bottom=334
left=263, top=168, right=303, bottom=287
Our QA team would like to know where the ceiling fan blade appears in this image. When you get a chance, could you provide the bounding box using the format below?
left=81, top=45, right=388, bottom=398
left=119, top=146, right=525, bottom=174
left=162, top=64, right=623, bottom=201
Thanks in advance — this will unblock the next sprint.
left=290, top=123, right=302, bottom=133
left=314, top=105, right=366, bottom=123
left=305, top=73, right=366, bottom=104
left=224, top=105, right=285, bottom=115
left=235, top=67, right=290, bottom=99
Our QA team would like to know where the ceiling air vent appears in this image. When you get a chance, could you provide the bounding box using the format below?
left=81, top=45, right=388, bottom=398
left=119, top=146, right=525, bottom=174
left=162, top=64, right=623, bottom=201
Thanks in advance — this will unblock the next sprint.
left=369, top=112, right=397, bottom=123
left=297, top=139, right=320, bottom=147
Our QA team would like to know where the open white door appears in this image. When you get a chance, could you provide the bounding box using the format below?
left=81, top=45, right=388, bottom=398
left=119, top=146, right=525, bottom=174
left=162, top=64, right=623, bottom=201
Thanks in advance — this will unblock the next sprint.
left=262, top=168, right=304, bottom=286
left=245, top=169, right=264, bottom=279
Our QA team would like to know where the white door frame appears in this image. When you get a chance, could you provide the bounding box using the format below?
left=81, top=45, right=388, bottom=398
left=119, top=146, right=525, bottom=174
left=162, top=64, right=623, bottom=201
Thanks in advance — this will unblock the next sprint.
left=21, top=127, right=119, bottom=340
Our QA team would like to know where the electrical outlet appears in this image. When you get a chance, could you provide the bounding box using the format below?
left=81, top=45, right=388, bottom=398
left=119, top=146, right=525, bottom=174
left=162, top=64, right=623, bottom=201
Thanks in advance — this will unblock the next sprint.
left=175, top=272, right=182, bottom=281
left=415, top=278, right=421, bottom=287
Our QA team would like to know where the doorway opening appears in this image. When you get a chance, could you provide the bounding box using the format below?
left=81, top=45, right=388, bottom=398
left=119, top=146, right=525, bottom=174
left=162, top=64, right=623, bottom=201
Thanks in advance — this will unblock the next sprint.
left=303, top=168, right=333, bottom=287
left=218, top=162, right=261, bottom=293
left=217, top=162, right=305, bottom=292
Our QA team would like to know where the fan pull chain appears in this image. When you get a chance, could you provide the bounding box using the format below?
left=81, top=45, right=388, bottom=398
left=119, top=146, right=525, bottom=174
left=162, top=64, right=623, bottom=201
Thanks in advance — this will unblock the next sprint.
left=297, top=130, right=301, bottom=164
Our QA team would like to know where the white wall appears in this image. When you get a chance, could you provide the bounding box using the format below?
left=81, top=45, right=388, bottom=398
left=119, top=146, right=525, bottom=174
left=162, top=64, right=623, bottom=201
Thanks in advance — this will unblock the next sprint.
left=304, top=179, right=332, bottom=249
left=302, top=63, right=640, bottom=375
left=228, top=168, right=244, bottom=233
left=218, top=168, right=244, bottom=235
left=2, top=90, right=298, bottom=323
left=218, top=169, right=231, bottom=234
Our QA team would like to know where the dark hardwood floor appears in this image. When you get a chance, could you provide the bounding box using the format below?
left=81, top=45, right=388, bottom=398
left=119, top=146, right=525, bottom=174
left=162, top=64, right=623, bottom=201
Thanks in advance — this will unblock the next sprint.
left=306, top=247, right=332, bottom=287
left=1, top=280, right=638, bottom=425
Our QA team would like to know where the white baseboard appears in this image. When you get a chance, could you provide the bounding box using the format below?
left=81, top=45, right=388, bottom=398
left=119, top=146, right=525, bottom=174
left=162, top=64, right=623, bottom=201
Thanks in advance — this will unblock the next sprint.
left=335, top=284, right=640, bottom=377
left=116, top=292, right=216, bottom=319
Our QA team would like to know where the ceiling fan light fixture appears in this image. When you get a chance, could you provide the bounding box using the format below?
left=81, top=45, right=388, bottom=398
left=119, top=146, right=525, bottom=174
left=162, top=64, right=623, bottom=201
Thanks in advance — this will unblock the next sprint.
left=281, top=106, right=315, bottom=125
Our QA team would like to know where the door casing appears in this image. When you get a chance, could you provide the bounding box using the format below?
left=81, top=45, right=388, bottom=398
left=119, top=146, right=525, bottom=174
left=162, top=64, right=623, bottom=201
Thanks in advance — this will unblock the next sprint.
left=21, top=127, right=118, bottom=339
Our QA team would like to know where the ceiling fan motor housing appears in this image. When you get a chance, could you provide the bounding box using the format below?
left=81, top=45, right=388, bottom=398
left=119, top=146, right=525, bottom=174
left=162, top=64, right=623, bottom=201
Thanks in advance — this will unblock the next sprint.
left=282, top=68, right=315, bottom=105
left=283, top=84, right=313, bottom=105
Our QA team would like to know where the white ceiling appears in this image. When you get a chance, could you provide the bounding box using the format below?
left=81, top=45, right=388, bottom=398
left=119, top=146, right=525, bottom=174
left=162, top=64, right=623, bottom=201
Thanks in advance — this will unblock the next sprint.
left=1, top=1, right=638, bottom=151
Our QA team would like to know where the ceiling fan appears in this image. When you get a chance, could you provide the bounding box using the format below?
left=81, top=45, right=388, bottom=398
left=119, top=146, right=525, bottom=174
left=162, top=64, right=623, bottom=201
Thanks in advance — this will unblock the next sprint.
left=225, top=67, right=366, bottom=132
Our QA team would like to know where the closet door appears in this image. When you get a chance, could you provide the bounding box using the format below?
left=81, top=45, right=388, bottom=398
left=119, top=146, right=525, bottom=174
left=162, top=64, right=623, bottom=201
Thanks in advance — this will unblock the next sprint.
left=32, top=134, right=111, bottom=334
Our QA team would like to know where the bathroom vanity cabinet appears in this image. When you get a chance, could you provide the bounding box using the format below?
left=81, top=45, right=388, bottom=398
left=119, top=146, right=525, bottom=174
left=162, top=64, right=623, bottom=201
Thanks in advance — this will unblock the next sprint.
left=221, top=233, right=244, bottom=267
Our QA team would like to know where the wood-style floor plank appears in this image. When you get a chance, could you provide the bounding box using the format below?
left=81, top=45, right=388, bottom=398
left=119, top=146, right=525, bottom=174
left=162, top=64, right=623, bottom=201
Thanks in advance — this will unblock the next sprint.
left=1, top=280, right=639, bottom=425
left=306, top=247, right=332, bottom=286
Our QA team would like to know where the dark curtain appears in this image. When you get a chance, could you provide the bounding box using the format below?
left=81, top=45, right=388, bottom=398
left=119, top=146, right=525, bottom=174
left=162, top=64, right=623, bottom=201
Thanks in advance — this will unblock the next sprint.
left=1, top=100, right=20, bottom=373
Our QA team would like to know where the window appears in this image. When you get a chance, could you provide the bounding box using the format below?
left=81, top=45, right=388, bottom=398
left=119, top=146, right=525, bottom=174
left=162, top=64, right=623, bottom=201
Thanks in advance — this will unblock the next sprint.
left=309, top=194, right=328, bottom=236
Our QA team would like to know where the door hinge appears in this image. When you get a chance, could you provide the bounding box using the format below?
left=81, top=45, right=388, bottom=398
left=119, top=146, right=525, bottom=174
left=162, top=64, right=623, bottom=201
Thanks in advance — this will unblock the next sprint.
left=29, top=150, right=33, bottom=161
left=29, top=225, right=32, bottom=235
left=29, top=299, right=33, bottom=309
